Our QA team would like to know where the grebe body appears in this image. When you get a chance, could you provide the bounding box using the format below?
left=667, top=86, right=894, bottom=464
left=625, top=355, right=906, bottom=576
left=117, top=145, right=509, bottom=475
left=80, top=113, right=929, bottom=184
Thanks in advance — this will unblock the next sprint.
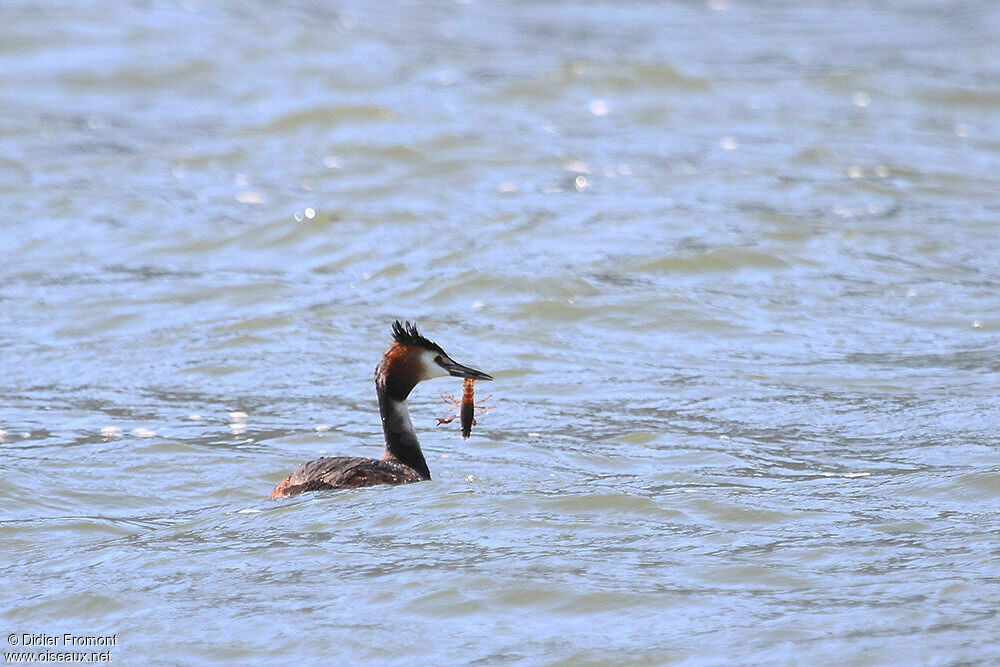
left=270, top=321, right=491, bottom=499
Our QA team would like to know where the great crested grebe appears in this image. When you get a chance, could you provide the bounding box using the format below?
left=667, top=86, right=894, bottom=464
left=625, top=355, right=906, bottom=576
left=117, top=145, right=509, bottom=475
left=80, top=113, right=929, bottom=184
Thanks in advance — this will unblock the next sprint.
left=269, top=321, right=492, bottom=499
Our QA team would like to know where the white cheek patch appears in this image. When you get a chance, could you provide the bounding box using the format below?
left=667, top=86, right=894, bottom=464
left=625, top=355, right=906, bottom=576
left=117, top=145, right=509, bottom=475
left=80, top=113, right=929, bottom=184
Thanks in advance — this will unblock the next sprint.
left=419, top=349, right=449, bottom=381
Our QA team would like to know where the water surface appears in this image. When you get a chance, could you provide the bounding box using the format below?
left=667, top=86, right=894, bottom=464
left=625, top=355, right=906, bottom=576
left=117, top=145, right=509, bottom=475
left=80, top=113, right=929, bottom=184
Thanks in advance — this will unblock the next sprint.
left=2, top=1, right=1000, bottom=664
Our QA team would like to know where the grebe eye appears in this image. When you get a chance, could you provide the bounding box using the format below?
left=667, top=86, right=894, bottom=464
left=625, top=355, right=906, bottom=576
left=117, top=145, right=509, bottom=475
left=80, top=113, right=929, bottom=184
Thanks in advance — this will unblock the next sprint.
left=435, top=355, right=443, bottom=365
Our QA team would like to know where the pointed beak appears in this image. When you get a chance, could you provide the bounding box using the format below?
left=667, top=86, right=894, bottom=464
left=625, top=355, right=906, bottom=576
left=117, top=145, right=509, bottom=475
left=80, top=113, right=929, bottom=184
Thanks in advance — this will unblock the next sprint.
left=439, top=357, right=493, bottom=381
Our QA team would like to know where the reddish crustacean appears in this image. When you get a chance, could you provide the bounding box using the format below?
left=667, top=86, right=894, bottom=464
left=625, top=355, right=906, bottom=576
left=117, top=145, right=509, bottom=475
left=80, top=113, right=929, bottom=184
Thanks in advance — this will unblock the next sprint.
left=437, top=377, right=494, bottom=439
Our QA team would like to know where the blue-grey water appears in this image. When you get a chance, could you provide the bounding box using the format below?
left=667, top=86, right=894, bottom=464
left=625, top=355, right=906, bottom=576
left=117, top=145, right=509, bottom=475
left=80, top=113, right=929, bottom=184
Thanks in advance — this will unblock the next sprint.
left=3, top=1, right=999, bottom=664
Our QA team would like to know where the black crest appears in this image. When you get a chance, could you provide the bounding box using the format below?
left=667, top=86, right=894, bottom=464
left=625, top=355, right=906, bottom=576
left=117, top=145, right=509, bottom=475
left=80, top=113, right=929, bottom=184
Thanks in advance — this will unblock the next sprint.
left=391, top=320, right=444, bottom=354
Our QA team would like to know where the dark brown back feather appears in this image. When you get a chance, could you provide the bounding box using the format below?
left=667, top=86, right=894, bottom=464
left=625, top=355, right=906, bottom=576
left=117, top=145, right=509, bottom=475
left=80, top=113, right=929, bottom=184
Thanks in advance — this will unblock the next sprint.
left=269, top=456, right=423, bottom=499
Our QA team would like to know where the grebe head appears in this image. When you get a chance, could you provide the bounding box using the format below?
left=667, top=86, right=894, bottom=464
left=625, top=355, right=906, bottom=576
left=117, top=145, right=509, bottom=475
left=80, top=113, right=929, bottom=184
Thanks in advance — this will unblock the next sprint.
left=377, top=321, right=492, bottom=401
